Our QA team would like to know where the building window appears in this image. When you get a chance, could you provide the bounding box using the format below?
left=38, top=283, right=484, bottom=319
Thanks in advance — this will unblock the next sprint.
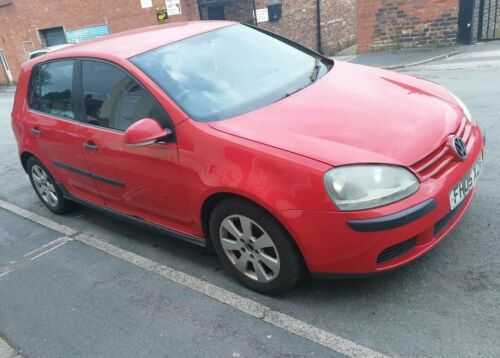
left=39, top=27, right=67, bottom=47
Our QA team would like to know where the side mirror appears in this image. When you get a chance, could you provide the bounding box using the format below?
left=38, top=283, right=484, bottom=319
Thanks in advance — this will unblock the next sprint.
left=124, top=118, right=172, bottom=147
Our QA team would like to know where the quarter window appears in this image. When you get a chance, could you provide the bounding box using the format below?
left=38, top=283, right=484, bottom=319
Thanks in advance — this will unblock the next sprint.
left=82, top=60, right=170, bottom=131
left=30, top=60, right=75, bottom=119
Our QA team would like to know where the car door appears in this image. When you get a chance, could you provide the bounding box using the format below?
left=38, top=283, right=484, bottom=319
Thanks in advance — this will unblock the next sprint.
left=26, top=59, right=103, bottom=205
left=78, top=59, right=190, bottom=231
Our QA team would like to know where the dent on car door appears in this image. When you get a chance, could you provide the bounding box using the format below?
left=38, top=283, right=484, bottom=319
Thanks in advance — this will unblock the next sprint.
left=26, top=60, right=103, bottom=205
left=78, top=59, right=190, bottom=231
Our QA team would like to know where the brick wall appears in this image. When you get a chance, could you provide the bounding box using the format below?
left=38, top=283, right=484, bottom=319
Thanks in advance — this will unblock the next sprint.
left=357, top=0, right=459, bottom=53
left=0, top=0, right=199, bottom=84
left=1, top=0, right=359, bottom=84
left=0, top=61, right=7, bottom=84
left=320, top=0, right=357, bottom=54
left=254, top=0, right=319, bottom=51
left=222, top=0, right=357, bottom=55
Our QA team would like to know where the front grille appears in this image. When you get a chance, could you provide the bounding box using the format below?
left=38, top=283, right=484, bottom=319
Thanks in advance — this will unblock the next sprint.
left=411, top=117, right=473, bottom=180
left=377, top=238, right=417, bottom=264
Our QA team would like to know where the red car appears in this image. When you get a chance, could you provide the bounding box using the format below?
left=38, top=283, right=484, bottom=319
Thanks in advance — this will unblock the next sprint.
left=12, top=22, right=484, bottom=294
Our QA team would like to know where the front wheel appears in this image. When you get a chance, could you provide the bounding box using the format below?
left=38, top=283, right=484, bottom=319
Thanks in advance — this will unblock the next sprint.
left=209, top=199, right=305, bottom=295
left=27, top=157, right=73, bottom=214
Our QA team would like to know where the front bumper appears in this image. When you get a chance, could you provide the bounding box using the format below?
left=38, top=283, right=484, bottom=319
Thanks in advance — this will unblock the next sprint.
left=282, top=126, right=485, bottom=275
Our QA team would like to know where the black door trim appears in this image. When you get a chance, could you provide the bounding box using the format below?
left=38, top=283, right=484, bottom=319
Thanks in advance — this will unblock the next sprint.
left=53, top=161, right=125, bottom=188
left=58, top=184, right=206, bottom=247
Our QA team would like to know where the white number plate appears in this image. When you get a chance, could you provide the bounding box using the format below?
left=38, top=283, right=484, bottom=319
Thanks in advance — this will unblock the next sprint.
left=449, top=156, right=483, bottom=210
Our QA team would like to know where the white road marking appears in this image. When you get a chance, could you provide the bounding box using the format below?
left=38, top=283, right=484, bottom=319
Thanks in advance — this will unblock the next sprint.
left=29, top=239, right=71, bottom=261
left=0, top=236, right=71, bottom=279
left=0, top=198, right=389, bottom=358
left=23, top=237, right=71, bottom=258
left=0, top=200, right=77, bottom=237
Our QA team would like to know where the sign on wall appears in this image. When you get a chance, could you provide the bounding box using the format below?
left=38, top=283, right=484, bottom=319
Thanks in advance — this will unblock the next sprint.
left=140, top=0, right=153, bottom=8
left=166, top=0, right=181, bottom=16
left=255, top=8, right=269, bottom=23
left=66, top=25, right=109, bottom=43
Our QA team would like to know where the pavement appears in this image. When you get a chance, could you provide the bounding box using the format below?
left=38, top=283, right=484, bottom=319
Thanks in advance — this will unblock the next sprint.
left=334, top=42, right=500, bottom=70
left=1, top=41, right=500, bottom=357
left=340, top=46, right=462, bottom=69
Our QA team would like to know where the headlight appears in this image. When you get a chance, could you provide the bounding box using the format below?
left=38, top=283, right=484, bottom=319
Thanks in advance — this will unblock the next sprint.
left=324, top=165, right=419, bottom=211
left=449, top=92, right=473, bottom=123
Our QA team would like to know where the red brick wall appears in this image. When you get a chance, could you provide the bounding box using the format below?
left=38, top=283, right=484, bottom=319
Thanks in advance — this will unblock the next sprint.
left=254, top=0, right=319, bottom=51
left=0, top=0, right=199, bottom=84
left=357, top=0, right=459, bottom=53
left=320, top=0, right=357, bottom=54
left=222, top=0, right=356, bottom=55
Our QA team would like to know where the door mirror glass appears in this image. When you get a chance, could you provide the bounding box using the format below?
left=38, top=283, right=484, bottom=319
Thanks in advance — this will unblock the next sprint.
left=124, top=118, right=172, bottom=147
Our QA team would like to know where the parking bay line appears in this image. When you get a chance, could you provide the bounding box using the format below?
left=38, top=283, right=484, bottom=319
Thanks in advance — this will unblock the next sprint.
left=0, top=237, right=72, bottom=279
left=0, top=198, right=389, bottom=358
left=23, top=236, right=72, bottom=259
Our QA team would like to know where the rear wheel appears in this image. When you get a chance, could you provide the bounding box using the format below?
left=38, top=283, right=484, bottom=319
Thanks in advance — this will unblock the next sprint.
left=27, top=157, right=73, bottom=214
left=209, top=199, right=305, bottom=295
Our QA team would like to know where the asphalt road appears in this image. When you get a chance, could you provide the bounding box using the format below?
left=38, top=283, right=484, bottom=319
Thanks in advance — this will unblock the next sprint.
left=1, top=42, right=499, bottom=357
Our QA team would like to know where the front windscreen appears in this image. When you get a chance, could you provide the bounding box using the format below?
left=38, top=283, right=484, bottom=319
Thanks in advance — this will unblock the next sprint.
left=131, top=24, right=331, bottom=122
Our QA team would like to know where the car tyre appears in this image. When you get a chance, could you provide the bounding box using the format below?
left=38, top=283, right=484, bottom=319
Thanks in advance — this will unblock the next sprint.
left=27, top=157, right=74, bottom=214
left=209, top=199, right=305, bottom=295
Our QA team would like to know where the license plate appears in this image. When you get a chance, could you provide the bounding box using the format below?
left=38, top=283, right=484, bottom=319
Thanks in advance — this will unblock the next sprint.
left=449, top=156, right=483, bottom=210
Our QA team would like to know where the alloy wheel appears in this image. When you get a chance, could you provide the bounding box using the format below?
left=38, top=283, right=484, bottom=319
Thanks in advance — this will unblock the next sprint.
left=219, top=214, right=280, bottom=283
left=31, top=164, right=59, bottom=208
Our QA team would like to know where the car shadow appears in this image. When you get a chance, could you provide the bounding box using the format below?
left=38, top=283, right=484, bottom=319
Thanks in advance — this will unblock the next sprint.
left=67, top=201, right=439, bottom=303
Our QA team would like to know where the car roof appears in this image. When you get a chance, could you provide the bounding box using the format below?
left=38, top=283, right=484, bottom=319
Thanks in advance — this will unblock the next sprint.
left=51, top=21, right=236, bottom=60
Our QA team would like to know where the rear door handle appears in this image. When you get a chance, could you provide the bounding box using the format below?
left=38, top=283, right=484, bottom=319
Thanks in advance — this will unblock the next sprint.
left=31, top=127, right=41, bottom=136
left=83, top=141, right=98, bottom=151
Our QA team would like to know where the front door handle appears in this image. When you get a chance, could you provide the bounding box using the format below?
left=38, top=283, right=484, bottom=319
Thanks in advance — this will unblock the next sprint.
left=31, top=127, right=41, bottom=136
left=83, top=141, right=98, bottom=151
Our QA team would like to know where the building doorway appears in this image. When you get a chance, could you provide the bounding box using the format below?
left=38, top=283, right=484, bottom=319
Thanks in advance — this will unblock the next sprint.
left=207, top=5, right=225, bottom=20
left=458, top=0, right=474, bottom=44
left=0, top=50, right=13, bottom=84
left=39, top=27, right=67, bottom=47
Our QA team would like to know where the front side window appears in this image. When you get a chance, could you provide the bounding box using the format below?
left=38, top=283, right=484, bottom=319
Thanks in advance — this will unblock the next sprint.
left=131, top=24, right=332, bottom=122
left=82, top=60, right=170, bottom=131
left=30, top=60, right=75, bottom=119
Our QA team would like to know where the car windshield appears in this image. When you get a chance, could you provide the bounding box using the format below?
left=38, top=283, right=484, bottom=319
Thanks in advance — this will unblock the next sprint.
left=131, top=24, right=332, bottom=122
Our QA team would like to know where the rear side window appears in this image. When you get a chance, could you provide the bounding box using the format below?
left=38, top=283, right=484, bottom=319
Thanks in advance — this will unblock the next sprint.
left=81, top=60, right=171, bottom=131
left=29, top=60, right=75, bottom=119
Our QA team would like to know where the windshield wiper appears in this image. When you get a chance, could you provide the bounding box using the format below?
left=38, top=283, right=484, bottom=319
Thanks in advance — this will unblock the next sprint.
left=310, top=57, right=322, bottom=83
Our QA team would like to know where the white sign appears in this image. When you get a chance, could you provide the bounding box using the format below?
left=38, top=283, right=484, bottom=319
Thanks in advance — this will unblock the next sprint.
left=140, top=0, right=152, bottom=8
left=166, top=0, right=182, bottom=16
left=255, top=8, right=269, bottom=23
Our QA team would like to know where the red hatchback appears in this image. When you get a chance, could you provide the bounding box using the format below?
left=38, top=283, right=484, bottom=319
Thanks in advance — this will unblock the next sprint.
left=12, top=22, right=484, bottom=294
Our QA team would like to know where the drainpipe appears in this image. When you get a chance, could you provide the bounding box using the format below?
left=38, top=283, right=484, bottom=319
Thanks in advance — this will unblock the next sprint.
left=197, top=0, right=203, bottom=20
left=252, top=0, right=257, bottom=25
left=316, top=0, right=323, bottom=54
